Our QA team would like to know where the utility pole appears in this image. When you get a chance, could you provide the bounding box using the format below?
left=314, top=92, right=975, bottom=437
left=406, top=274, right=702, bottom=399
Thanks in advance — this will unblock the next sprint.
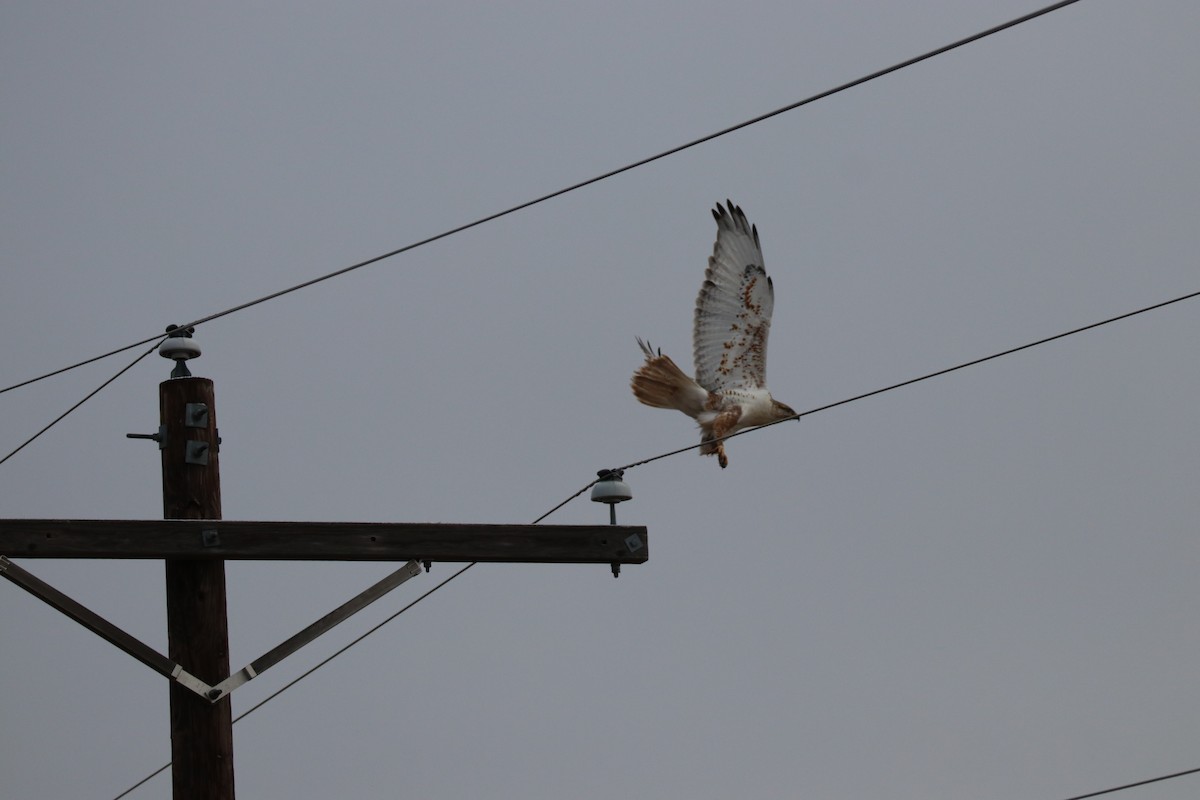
left=0, top=329, right=647, bottom=800
left=159, top=331, right=235, bottom=800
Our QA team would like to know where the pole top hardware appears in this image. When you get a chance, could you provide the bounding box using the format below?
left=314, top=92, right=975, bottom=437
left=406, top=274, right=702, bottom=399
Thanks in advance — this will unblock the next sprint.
left=126, top=425, right=168, bottom=449
left=592, top=468, right=634, bottom=577
left=159, top=325, right=201, bottom=378
left=591, top=468, right=632, bottom=505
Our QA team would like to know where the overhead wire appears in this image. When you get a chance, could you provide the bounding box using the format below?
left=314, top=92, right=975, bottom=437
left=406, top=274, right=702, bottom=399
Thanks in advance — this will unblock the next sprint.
left=0, top=340, right=165, bottom=467
left=617, top=287, right=1200, bottom=472
left=1060, top=766, right=1200, bottom=800
left=6, top=0, right=1084, bottom=399
left=21, top=282, right=1194, bottom=473
left=0, top=338, right=167, bottom=396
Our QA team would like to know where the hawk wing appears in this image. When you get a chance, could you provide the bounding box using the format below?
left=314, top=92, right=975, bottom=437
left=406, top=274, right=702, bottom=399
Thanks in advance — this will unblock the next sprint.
left=692, top=200, right=775, bottom=393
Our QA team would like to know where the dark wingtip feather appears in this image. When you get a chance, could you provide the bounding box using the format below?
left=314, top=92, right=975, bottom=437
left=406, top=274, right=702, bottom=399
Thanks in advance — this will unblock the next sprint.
left=712, top=200, right=752, bottom=235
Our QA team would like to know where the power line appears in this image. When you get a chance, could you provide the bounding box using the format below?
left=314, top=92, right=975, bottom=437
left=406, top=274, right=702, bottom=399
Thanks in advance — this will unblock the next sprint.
left=616, top=287, right=1200, bottom=472
left=0, top=339, right=165, bottom=396
left=0, top=340, right=164, bottom=467
left=5, top=0, right=1084, bottom=399
left=1060, top=765, right=1200, bottom=800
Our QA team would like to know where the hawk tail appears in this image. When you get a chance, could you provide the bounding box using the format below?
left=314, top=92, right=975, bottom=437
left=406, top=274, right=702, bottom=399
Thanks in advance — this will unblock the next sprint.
left=631, top=340, right=709, bottom=417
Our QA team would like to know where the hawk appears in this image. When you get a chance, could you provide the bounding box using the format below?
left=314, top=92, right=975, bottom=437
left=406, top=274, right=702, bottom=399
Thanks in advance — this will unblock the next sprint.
left=632, top=200, right=795, bottom=468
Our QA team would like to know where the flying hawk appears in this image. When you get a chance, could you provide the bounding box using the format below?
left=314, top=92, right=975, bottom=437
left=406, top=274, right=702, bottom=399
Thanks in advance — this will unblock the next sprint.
left=631, top=200, right=795, bottom=468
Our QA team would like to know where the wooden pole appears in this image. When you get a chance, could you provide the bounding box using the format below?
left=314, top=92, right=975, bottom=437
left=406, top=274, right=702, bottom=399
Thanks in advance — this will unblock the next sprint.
left=161, top=376, right=235, bottom=800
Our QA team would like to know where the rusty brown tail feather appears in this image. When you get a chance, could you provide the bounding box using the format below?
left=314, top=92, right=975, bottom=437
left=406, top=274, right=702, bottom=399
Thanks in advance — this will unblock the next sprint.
left=631, top=354, right=708, bottom=416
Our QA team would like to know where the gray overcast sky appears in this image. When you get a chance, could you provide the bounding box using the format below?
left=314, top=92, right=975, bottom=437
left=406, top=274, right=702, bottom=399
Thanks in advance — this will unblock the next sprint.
left=3, top=1, right=1199, bottom=798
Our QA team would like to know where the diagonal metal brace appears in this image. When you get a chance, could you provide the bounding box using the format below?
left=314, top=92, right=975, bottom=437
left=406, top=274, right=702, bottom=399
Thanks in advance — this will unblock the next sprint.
left=1, top=555, right=422, bottom=703
left=0, top=555, right=213, bottom=697
left=204, top=559, right=422, bottom=701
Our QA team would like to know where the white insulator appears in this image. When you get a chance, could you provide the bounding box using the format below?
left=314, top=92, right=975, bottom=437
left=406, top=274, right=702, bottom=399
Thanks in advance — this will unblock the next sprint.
left=591, top=472, right=632, bottom=504
left=159, top=336, right=202, bottom=361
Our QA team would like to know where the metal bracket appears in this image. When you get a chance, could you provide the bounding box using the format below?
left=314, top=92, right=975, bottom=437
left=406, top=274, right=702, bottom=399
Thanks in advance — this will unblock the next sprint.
left=1, top=554, right=422, bottom=703
left=185, top=440, right=211, bottom=465
left=171, top=664, right=216, bottom=698
left=125, top=425, right=168, bottom=450
left=184, top=403, right=209, bottom=428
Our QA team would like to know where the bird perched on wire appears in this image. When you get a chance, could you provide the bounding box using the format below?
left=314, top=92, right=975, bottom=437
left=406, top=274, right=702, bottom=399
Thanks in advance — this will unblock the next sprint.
left=631, top=200, right=796, bottom=468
